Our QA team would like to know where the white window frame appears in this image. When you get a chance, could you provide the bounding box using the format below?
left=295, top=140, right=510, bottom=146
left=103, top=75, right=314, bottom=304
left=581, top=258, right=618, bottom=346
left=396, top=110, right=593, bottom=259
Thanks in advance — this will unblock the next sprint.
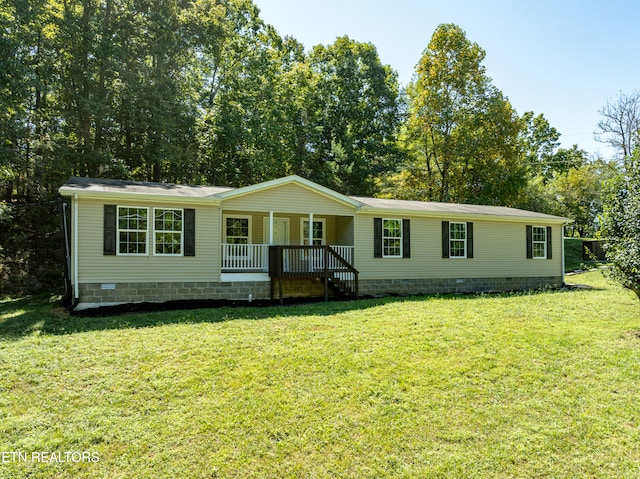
left=300, top=218, right=326, bottom=246
left=449, top=222, right=467, bottom=258
left=382, top=218, right=402, bottom=258
left=532, top=226, right=547, bottom=259
left=153, top=208, right=184, bottom=256
left=116, top=206, right=149, bottom=256
left=223, top=215, right=252, bottom=244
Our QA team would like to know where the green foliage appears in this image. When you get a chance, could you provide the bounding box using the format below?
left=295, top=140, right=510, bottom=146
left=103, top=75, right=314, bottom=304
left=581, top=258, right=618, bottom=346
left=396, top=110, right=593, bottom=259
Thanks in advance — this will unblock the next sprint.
left=2, top=272, right=640, bottom=477
left=400, top=24, right=526, bottom=205
left=599, top=152, right=640, bottom=301
left=0, top=7, right=617, bottom=292
left=297, top=37, right=402, bottom=195
left=552, top=159, right=618, bottom=237
left=563, top=237, right=602, bottom=272
left=514, top=113, right=616, bottom=237
left=1, top=0, right=404, bottom=291
left=0, top=201, right=64, bottom=294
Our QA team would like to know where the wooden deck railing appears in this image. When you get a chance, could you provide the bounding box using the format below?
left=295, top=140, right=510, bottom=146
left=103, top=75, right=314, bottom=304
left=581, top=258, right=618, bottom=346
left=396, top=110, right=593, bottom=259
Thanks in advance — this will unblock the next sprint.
left=269, top=245, right=358, bottom=302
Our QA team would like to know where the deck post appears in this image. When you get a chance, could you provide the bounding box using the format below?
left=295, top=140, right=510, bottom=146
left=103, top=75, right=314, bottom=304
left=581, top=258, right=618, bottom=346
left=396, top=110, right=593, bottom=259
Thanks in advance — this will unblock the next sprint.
left=323, top=245, right=329, bottom=301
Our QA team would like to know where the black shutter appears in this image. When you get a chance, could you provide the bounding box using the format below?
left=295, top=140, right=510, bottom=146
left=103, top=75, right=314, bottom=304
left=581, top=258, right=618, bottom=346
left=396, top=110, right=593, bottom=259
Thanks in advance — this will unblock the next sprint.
left=546, top=226, right=552, bottom=260
left=466, top=222, right=474, bottom=259
left=184, top=208, right=195, bottom=256
left=374, top=218, right=382, bottom=258
left=104, top=205, right=116, bottom=255
left=442, top=221, right=450, bottom=258
left=402, top=219, right=410, bottom=258
left=526, top=225, right=533, bottom=259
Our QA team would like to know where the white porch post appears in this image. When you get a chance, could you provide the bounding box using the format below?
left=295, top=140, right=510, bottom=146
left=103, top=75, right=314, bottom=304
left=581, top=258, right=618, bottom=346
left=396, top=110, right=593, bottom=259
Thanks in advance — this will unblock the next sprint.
left=308, top=213, right=313, bottom=245
left=269, top=211, right=274, bottom=245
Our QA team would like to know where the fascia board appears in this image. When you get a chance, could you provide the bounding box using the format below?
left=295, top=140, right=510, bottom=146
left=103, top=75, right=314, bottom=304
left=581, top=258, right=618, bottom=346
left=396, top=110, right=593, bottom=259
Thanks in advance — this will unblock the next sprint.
left=356, top=206, right=572, bottom=224
left=58, top=187, right=222, bottom=206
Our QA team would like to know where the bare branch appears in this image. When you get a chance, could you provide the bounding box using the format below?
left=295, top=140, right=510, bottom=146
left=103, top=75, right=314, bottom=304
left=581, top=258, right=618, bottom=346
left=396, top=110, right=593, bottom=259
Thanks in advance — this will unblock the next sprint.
left=595, top=90, right=640, bottom=161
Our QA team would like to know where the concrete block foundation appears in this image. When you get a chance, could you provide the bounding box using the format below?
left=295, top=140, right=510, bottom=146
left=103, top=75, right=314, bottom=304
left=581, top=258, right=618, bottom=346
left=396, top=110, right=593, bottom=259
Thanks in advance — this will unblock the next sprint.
left=77, top=275, right=563, bottom=310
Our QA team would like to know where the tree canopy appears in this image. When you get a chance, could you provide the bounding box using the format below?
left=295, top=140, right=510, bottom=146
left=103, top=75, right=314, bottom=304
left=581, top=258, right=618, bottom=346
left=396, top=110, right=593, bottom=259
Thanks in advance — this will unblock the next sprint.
left=399, top=24, right=525, bottom=205
left=0, top=6, right=622, bottom=292
left=599, top=150, right=640, bottom=302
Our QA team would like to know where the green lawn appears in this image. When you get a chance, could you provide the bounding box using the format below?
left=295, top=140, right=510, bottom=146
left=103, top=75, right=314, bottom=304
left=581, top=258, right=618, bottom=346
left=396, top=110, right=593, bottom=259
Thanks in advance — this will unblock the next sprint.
left=1, top=271, right=639, bottom=478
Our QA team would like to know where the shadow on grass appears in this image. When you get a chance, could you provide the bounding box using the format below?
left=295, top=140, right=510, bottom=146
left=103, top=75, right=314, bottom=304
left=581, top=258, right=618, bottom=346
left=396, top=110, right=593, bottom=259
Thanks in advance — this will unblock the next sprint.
left=0, top=284, right=596, bottom=340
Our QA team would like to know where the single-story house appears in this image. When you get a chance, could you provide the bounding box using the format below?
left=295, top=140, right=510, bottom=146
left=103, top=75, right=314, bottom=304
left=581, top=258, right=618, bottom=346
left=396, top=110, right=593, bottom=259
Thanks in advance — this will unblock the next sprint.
left=59, top=175, right=571, bottom=310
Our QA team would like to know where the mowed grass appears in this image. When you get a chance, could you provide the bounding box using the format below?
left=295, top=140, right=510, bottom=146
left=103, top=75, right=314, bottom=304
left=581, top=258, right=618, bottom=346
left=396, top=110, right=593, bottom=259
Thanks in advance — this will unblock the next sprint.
left=1, top=271, right=639, bottom=478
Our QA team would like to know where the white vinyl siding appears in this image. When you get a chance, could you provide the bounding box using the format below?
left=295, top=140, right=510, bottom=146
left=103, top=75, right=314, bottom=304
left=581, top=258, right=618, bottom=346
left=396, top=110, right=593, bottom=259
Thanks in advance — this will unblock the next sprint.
left=77, top=198, right=219, bottom=283
left=356, top=214, right=563, bottom=280
left=221, top=182, right=355, bottom=216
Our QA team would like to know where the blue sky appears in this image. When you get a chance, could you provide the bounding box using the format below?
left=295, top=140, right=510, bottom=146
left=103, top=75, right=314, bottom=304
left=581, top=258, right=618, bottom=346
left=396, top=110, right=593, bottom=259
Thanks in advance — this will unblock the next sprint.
left=253, top=0, right=640, bottom=160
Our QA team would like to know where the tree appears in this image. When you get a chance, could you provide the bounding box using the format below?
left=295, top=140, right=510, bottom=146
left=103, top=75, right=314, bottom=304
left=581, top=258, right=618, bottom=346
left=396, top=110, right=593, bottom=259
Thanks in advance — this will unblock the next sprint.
left=303, top=36, right=402, bottom=195
left=599, top=150, right=640, bottom=302
left=519, top=112, right=560, bottom=181
left=194, top=0, right=298, bottom=187
left=552, top=158, right=618, bottom=237
left=403, top=24, right=525, bottom=205
left=596, top=90, right=640, bottom=164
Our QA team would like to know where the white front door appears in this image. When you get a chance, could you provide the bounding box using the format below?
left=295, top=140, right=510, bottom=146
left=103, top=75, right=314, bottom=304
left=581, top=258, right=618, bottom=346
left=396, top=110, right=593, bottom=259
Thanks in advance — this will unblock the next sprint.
left=264, top=217, right=290, bottom=245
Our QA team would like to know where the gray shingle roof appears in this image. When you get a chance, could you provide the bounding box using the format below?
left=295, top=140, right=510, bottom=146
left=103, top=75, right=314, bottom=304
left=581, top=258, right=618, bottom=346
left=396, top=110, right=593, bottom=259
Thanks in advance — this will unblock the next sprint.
left=351, top=196, right=569, bottom=221
left=60, top=176, right=570, bottom=222
left=61, top=177, right=234, bottom=197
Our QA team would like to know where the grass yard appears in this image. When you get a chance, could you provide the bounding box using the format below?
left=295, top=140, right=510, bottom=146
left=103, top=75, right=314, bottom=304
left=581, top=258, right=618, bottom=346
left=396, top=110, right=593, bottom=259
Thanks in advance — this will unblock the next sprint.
left=1, top=271, right=639, bottom=478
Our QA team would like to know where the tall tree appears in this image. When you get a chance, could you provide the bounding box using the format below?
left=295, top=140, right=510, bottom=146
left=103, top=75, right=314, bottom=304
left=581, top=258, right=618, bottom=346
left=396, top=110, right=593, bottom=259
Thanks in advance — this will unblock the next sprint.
left=302, top=36, right=402, bottom=195
left=403, top=24, right=524, bottom=205
left=599, top=149, right=640, bottom=303
left=519, top=112, right=560, bottom=181
left=596, top=90, right=640, bottom=165
left=194, top=0, right=294, bottom=186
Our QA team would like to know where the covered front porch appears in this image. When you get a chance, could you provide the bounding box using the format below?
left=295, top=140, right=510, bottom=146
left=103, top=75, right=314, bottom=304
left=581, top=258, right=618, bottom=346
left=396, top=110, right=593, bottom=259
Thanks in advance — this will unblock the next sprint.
left=220, top=210, right=358, bottom=300
left=220, top=210, right=355, bottom=273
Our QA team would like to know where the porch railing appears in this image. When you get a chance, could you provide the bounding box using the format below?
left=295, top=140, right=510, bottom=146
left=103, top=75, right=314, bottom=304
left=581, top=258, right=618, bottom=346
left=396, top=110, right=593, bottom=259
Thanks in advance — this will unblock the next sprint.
left=222, top=244, right=353, bottom=273
left=221, top=244, right=269, bottom=271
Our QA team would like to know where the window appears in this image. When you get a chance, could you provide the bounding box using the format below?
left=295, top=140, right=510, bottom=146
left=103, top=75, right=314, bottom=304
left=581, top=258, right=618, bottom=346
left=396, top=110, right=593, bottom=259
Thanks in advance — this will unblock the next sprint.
left=532, top=226, right=546, bottom=258
left=117, top=207, right=148, bottom=255
left=301, top=219, right=325, bottom=245
left=104, top=205, right=194, bottom=257
left=154, top=208, right=183, bottom=255
left=442, top=221, right=473, bottom=259
left=449, top=222, right=467, bottom=258
left=383, top=218, right=402, bottom=258
left=374, top=218, right=409, bottom=259
left=224, top=216, right=251, bottom=244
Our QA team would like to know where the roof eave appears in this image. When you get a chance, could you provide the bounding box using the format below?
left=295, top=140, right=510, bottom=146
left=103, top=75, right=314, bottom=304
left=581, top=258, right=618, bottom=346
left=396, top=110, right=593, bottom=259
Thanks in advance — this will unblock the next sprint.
left=58, top=186, right=222, bottom=205
left=357, top=205, right=572, bottom=224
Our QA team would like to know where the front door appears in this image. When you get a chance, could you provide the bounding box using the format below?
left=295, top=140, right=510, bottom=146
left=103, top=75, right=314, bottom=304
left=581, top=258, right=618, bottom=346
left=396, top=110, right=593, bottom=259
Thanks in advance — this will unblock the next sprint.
left=264, top=217, right=290, bottom=245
